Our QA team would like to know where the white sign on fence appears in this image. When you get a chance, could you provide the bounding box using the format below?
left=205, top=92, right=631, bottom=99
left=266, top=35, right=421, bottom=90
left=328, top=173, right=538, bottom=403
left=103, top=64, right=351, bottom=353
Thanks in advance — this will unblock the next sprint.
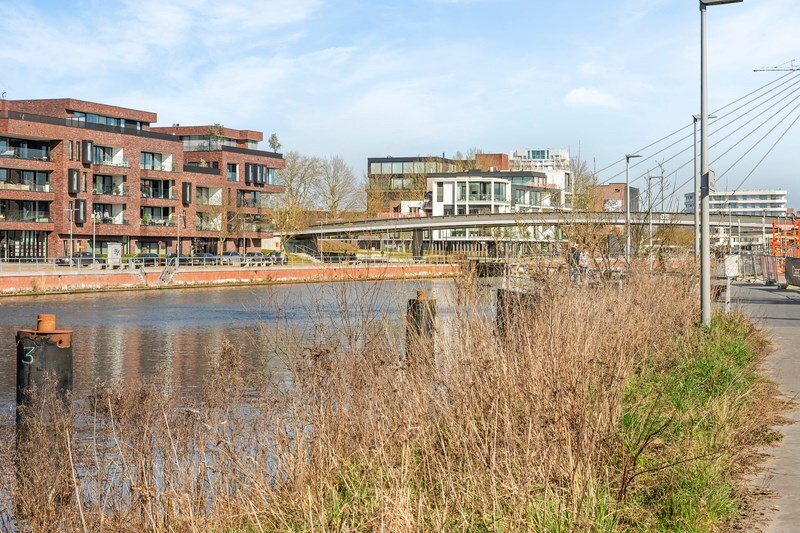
left=107, top=243, right=122, bottom=266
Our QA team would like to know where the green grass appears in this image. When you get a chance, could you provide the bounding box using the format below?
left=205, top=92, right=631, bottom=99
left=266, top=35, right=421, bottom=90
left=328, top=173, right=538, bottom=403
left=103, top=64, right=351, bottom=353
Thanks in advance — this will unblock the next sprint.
left=616, top=313, right=770, bottom=531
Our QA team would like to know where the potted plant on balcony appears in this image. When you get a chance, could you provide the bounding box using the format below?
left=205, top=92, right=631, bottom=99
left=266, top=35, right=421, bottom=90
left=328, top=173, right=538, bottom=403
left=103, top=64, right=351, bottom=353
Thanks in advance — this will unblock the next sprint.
left=142, top=214, right=150, bottom=226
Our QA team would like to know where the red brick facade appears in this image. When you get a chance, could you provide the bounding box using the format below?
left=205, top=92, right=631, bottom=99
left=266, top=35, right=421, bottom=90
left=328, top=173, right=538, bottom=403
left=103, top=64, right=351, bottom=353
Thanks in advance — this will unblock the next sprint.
left=0, top=98, right=284, bottom=258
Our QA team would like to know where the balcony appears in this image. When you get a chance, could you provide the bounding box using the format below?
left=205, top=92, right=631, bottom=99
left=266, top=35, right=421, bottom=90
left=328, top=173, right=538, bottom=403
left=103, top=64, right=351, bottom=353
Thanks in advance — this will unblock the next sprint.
left=0, top=182, right=51, bottom=192
left=0, top=210, right=51, bottom=223
left=96, top=216, right=129, bottom=226
left=141, top=187, right=174, bottom=200
left=195, top=219, right=221, bottom=231
left=93, top=185, right=129, bottom=197
left=93, top=157, right=130, bottom=168
left=239, top=221, right=275, bottom=233
left=0, top=110, right=181, bottom=142
left=0, top=147, right=51, bottom=162
left=237, top=198, right=271, bottom=209
left=141, top=162, right=178, bottom=172
left=141, top=217, right=177, bottom=227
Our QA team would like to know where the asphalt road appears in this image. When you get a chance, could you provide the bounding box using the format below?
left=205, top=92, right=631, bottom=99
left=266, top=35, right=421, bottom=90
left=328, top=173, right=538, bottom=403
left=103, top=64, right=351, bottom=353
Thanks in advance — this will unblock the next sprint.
left=734, top=282, right=800, bottom=532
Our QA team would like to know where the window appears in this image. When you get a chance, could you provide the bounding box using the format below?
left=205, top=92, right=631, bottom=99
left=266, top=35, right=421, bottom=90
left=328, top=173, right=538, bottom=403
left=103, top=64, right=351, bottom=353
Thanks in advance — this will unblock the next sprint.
left=227, top=163, right=237, bottom=181
left=140, top=152, right=163, bottom=171
left=93, top=145, right=113, bottom=165
left=68, top=141, right=73, bottom=161
left=457, top=182, right=466, bottom=201
left=494, top=182, right=506, bottom=202
left=436, top=183, right=444, bottom=202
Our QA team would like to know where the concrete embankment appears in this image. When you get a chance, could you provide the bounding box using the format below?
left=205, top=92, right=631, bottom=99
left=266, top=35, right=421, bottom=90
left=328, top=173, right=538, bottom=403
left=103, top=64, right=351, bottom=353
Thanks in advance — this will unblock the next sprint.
left=0, top=263, right=460, bottom=296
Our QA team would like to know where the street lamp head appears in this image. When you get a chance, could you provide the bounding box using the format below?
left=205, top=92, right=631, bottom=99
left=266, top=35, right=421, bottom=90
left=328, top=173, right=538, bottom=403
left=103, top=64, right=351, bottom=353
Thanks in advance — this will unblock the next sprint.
left=693, top=113, right=718, bottom=120
left=625, top=154, right=642, bottom=161
left=700, top=0, right=743, bottom=5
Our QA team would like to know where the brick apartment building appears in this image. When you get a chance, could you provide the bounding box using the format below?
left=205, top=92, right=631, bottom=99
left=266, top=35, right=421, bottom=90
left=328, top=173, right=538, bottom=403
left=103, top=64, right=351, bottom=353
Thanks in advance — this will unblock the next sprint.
left=0, top=98, right=284, bottom=259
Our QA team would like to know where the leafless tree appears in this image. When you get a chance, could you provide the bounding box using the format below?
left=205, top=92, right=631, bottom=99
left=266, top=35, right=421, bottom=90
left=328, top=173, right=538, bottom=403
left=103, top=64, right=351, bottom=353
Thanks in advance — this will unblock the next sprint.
left=272, top=151, right=322, bottom=241
left=313, top=156, right=363, bottom=219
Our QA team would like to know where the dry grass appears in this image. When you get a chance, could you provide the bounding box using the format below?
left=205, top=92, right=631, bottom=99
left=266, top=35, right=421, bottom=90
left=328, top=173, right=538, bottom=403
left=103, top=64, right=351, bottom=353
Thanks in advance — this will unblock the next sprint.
left=0, top=271, right=772, bottom=531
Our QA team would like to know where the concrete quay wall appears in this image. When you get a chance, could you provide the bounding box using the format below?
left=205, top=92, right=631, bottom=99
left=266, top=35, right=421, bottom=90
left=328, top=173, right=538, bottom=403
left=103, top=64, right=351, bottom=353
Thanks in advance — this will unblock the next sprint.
left=0, top=264, right=461, bottom=296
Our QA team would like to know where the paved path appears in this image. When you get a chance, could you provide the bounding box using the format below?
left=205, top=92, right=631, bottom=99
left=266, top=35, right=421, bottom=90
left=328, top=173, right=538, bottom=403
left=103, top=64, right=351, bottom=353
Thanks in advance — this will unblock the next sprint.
left=734, top=282, right=800, bottom=532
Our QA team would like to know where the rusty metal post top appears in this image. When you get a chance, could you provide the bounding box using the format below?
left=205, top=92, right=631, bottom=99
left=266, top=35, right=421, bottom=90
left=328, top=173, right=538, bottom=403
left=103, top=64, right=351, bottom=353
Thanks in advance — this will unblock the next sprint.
left=37, top=314, right=57, bottom=333
left=417, top=290, right=427, bottom=300
left=17, top=313, right=72, bottom=346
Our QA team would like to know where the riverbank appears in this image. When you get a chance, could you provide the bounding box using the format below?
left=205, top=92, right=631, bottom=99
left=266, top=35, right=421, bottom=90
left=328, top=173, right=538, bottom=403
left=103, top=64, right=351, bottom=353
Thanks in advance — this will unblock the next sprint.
left=0, top=262, right=460, bottom=296
left=1, top=273, right=779, bottom=530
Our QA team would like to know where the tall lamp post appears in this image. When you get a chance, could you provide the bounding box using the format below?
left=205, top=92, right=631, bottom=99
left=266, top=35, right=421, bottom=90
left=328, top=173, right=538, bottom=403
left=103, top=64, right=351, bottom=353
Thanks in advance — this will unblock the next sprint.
left=625, top=153, right=641, bottom=265
left=700, top=0, right=743, bottom=328
left=92, top=210, right=100, bottom=267
left=693, top=113, right=717, bottom=257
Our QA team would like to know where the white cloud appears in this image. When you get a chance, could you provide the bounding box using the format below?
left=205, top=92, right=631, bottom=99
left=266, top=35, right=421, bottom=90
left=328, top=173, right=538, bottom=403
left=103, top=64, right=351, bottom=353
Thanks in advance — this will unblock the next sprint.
left=564, top=88, right=621, bottom=110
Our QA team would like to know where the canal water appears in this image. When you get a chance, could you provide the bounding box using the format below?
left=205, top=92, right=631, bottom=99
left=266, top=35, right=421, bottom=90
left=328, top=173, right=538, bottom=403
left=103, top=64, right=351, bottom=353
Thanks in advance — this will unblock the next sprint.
left=0, top=279, right=456, bottom=423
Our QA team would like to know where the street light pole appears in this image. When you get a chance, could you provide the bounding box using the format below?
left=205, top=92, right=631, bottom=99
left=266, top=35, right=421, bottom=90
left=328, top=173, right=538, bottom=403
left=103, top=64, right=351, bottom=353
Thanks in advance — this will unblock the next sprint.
left=700, top=0, right=743, bottom=328
left=625, top=153, right=641, bottom=266
left=693, top=113, right=717, bottom=258
left=92, top=211, right=98, bottom=267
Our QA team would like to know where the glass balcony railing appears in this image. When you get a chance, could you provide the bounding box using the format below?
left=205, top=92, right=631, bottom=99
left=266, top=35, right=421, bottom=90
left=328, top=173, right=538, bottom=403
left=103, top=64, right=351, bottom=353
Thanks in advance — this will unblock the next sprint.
left=0, top=211, right=51, bottom=223
left=141, top=217, right=177, bottom=227
left=93, top=185, right=129, bottom=196
left=95, top=216, right=129, bottom=225
left=93, top=157, right=130, bottom=168
left=0, top=181, right=51, bottom=192
left=141, top=162, right=177, bottom=172
left=236, top=199, right=271, bottom=209
left=140, top=187, right=174, bottom=200
left=0, top=147, right=51, bottom=161
left=468, top=193, right=491, bottom=201
left=195, top=220, right=221, bottom=231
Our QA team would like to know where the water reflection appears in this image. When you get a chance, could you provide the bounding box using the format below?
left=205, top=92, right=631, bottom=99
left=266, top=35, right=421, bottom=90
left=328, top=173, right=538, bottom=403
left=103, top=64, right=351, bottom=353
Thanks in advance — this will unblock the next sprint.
left=0, top=280, right=455, bottom=422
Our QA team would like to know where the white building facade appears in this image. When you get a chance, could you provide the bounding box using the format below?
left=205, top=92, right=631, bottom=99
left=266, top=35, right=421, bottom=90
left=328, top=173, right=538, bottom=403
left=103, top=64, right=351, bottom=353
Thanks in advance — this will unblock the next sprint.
left=684, top=189, right=787, bottom=217
left=509, top=148, right=573, bottom=208
left=425, top=169, right=563, bottom=249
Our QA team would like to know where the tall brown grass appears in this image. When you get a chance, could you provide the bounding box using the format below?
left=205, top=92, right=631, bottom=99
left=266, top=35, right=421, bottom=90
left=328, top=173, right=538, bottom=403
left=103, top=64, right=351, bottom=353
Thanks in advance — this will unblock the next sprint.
left=0, top=272, right=711, bottom=531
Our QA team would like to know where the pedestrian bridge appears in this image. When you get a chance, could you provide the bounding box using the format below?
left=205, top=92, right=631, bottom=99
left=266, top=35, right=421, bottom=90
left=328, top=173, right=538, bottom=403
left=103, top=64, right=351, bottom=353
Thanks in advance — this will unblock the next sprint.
left=294, top=211, right=779, bottom=237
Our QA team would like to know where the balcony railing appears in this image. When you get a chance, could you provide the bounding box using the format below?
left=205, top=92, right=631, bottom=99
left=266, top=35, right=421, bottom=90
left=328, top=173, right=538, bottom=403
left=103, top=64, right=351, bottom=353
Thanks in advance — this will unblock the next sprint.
left=93, top=157, right=130, bottom=168
left=141, top=162, right=178, bottom=172
left=195, top=220, right=221, bottom=231
left=93, top=185, right=129, bottom=196
left=141, top=187, right=174, bottom=200
left=0, top=211, right=51, bottom=223
left=141, top=217, right=177, bottom=227
left=95, top=216, right=129, bottom=225
left=239, top=222, right=275, bottom=233
left=236, top=199, right=271, bottom=209
left=468, top=193, right=491, bottom=201
left=0, top=182, right=51, bottom=192
left=197, top=198, right=223, bottom=206
left=0, top=147, right=51, bottom=161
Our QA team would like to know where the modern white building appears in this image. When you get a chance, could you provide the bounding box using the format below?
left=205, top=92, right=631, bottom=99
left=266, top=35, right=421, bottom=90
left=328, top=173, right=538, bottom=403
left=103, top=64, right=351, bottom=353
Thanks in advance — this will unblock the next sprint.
left=425, top=169, right=563, bottom=248
left=684, top=189, right=788, bottom=217
left=509, top=148, right=573, bottom=208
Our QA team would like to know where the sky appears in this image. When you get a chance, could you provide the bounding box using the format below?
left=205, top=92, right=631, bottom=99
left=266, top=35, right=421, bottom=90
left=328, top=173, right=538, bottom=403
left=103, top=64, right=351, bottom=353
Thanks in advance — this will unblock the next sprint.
left=1, top=0, right=798, bottom=208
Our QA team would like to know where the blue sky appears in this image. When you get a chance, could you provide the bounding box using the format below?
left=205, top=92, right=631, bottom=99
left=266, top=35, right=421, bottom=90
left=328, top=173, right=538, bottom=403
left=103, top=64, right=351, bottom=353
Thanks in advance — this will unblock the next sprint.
left=1, top=0, right=798, bottom=207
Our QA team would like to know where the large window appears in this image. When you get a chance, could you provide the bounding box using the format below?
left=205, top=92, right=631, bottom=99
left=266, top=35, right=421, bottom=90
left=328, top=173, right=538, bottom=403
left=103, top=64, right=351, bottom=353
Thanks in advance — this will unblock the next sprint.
left=457, top=182, right=466, bottom=201
left=227, top=163, right=237, bottom=181
left=71, top=111, right=142, bottom=130
left=436, top=183, right=444, bottom=202
left=0, top=137, right=51, bottom=160
left=140, top=152, right=164, bottom=171
left=494, top=182, right=507, bottom=202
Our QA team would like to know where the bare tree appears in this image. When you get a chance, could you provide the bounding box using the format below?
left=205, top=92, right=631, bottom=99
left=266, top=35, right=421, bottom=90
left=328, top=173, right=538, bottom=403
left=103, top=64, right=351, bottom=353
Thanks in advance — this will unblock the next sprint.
left=570, top=158, right=599, bottom=212
left=272, top=151, right=322, bottom=241
left=208, top=187, right=246, bottom=253
left=313, top=156, right=362, bottom=219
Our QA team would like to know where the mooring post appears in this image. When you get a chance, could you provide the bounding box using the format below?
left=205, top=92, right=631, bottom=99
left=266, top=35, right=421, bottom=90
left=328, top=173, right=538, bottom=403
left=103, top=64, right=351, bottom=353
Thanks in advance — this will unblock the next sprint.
left=496, top=288, right=536, bottom=335
left=16, top=314, right=73, bottom=421
left=406, top=290, right=436, bottom=359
